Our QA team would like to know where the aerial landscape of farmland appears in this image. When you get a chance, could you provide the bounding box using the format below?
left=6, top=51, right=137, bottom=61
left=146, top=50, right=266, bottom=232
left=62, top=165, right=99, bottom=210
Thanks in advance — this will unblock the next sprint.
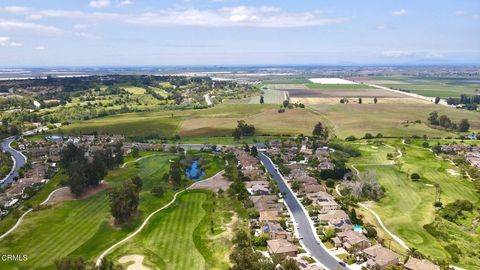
left=0, top=0, right=479, bottom=270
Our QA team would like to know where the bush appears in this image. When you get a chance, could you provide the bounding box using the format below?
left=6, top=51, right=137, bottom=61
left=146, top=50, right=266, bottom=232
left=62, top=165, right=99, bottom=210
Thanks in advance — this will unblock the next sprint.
left=326, top=179, right=335, bottom=188
left=410, top=173, right=421, bottom=181
left=363, top=133, right=374, bottom=139
left=422, top=142, right=429, bottom=148
left=345, top=136, right=357, bottom=141
left=434, top=201, right=443, bottom=207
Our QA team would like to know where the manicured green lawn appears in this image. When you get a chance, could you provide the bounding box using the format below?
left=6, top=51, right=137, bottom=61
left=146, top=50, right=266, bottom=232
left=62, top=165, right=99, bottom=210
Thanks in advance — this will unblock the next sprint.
left=0, top=154, right=179, bottom=269
left=349, top=140, right=480, bottom=268
left=111, top=191, right=239, bottom=270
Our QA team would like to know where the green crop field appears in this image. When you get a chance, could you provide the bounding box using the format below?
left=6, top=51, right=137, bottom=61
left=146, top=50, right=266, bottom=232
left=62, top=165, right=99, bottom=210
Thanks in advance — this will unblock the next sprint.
left=348, top=141, right=480, bottom=268
left=110, top=190, right=239, bottom=270
left=311, top=103, right=480, bottom=139
left=363, top=76, right=480, bottom=98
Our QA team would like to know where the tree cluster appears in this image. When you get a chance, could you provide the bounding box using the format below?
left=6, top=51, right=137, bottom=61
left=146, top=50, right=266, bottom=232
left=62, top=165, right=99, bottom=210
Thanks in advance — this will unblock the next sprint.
left=428, top=111, right=470, bottom=132
left=232, top=120, right=255, bottom=140
left=60, top=143, right=123, bottom=196
left=446, top=94, right=480, bottom=110
left=312, top=122, right=328, bottom=140
left=108, top=177, right=141, bottom=224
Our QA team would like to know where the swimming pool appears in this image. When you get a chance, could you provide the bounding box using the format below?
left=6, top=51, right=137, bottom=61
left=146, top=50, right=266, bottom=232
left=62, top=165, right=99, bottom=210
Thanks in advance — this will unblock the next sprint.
left=354, top=224, right=363, bottom=232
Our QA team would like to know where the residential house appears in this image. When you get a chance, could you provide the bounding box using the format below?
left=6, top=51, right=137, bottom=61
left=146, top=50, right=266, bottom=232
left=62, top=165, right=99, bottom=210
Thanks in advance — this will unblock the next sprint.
left=250, top=184, right=270, bottom=195
left=404, top=257, right=440, bottom=270
left=267, top=239, right=298, bottom=259
left=334, top=230, right=371, bottom=252
left=259, top=210, right=281, bottom=223
left=301, top=183, right=326, bottom=194
left=362, top=244, right=401, bottom=270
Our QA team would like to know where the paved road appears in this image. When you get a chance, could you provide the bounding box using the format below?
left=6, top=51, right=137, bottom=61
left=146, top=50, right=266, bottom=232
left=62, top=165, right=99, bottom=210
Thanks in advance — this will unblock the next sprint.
left=258, top=152, right=348, bottom=270
left=1, top=137, right=27, bottom=188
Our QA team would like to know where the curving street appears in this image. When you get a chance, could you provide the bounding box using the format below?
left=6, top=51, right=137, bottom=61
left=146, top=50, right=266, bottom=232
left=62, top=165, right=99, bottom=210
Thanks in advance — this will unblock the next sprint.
left=0, top=137, right=27, bottom=188
left=259, top=152, right=349, bottom=270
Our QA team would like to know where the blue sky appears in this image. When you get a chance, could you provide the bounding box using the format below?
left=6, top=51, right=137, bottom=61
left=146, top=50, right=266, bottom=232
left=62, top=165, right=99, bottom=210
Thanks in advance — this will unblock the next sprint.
left=0, top=0, right=479, bottom=66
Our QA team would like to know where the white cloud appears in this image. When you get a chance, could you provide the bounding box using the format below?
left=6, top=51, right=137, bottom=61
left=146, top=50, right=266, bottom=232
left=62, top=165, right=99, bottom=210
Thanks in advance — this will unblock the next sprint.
left=455, top=9, right=466, bottom=16
left=35, top=45, right=46, bottom=50
left=381, top=50, right=444, bottom=59
left=375, top=24, right=388, bottom=30
left=0, top=20, right=62, bottom=34
left=75, top=32, right=100, bottom=39
left=126, top=6, right=347, bottom=28
left=0, top=37, right=23, bottom=47
left=0, top=5, right=346, bottom=28
left=89, top=0, right=111, bottom=9
left=391, top=9, right=407, bottom=16
left=74, top=23, right=89, bottom=29
left=119, top=0, right=133, bottom=6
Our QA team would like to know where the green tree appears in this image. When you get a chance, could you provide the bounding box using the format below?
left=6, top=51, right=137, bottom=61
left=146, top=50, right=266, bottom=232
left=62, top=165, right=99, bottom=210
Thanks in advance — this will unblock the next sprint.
left=282, top=258, right=300, bottom=270
left=169, top=159, right=183, bottom=188
left=428, top=111, right=439, bottom=125
left=250, top=146, right=258, bottom=157
left=374, top=96, right=378, bottom=104
left=108, top=181, right=140, bottom=224
left=411, top=173, right=421, bottom=181
left=358, top=97, right=362, bottom=104
left=67, top=160, right=87, bottom=197
left=131, top=176, right=143, bottom=191
left=312, top=122, right=328, bottom=139
left=458, top=119, right=470, bottom=132
left=260, top=95, right=264, bottom=104
left=131, top=146, right=140, bottom=158
left=435, top=97, right=441, bottom=104
left=438, top=115, right=452, bottom=128
left=60, top=143, right=84, bottom=169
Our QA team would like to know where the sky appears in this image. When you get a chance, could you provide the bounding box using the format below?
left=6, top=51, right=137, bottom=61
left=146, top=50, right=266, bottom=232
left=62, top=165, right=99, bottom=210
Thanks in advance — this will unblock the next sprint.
left=0, top=0, right=479, bottom=67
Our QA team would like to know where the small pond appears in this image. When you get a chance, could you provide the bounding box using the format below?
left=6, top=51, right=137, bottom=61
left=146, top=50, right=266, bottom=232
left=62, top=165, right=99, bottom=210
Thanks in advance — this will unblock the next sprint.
left=186, top=160, right=206, bottom=181
left=45, top=135, right=63, bottom=140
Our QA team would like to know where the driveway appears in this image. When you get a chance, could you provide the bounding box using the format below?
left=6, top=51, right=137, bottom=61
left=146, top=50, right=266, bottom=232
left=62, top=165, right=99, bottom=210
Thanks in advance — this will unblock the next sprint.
left=258, top=152, right=349, bottom=270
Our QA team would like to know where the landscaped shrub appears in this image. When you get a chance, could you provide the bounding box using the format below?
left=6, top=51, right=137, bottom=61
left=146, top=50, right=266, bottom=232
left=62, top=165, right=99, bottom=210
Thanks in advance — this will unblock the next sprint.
left=410, top=173, right=421, bottom=181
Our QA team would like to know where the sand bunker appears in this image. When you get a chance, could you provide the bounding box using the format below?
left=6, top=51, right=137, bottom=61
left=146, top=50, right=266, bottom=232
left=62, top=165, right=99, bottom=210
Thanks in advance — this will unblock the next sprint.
left=188, top=171, right=231, bottom=192
left=46, top=182, right=110, bottom=204
left=446, top=169, right=460, bottom=176
left=119, top=255, right=151, bottom=270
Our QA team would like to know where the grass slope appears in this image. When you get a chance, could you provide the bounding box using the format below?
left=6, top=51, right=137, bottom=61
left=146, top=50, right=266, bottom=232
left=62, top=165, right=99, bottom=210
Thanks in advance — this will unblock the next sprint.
left=0, top=154, right=178, bottom=270
left=349, top=141, right=480, bottom=268
left=111, top=190, right=238, bottom=270
left=311, top=103, right=480, bottom=139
